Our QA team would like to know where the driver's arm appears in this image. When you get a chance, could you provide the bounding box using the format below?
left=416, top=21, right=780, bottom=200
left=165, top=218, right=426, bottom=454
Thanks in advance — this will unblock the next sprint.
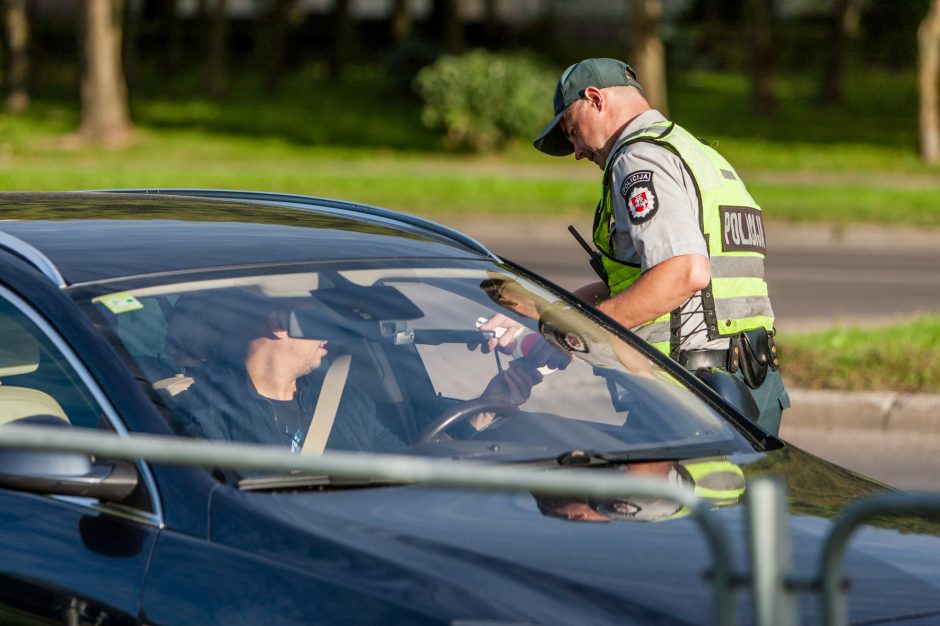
left=470, top=359, right=544, bottom=430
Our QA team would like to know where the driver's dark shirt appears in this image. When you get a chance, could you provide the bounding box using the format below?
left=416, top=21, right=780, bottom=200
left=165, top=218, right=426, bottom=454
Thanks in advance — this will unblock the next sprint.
left=170, top=366, right=405, bottom=453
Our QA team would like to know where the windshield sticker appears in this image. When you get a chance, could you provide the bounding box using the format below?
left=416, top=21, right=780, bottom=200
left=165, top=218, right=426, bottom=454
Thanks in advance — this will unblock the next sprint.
left=97, top=292, right=144, bottom=314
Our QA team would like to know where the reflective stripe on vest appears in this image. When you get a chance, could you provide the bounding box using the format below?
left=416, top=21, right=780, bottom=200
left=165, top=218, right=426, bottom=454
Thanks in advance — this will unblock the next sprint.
left=682, top=459, right=746, bottom=504
left=592, top=120, right=774, bottom=355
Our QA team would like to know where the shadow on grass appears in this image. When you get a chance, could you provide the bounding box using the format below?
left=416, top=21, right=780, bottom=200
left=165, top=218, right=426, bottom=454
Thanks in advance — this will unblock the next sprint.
left=671, top=70, right=919, bottom=150
left=129, top=63, right=444, bottom=152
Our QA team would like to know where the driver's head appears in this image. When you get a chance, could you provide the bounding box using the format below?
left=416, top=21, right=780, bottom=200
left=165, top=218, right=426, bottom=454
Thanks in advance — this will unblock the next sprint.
left=214, top=291, right=329, bottom=379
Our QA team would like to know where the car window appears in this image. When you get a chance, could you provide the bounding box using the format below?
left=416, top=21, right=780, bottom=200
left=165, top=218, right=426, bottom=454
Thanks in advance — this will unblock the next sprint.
left=80, top=261, right=758, bottom=472
left=0, top=297, right=105, bottom=429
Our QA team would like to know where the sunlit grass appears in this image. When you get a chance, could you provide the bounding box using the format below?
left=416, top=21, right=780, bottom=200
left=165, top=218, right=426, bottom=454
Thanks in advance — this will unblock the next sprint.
left=778, top=316, right=940, bottom=393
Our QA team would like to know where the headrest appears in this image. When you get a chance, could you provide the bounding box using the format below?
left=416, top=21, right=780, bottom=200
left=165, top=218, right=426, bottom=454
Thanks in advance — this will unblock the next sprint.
left=0, top=314, right=40, bottom=378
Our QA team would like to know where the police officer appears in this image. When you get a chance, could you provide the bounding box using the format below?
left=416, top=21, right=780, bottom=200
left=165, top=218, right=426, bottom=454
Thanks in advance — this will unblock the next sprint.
left=533, top=58, right=789, bottom=434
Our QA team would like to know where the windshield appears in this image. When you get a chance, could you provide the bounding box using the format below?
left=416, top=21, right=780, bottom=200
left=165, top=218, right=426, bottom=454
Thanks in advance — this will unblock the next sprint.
left=78, top=259, right=756, bottom=474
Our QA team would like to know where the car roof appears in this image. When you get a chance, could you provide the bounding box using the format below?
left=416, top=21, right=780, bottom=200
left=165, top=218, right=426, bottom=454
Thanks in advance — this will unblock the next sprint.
left=0, top=191, right=497, bottom=287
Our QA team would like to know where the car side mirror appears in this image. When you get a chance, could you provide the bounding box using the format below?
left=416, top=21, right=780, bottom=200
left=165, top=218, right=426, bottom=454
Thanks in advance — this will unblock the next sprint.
left=694, top=367, right=761, bottom=423
left=0, top=415, right=138, bottom=502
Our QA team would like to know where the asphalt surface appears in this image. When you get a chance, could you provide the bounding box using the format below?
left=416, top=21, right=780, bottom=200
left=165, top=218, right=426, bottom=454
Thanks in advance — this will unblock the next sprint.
left=446, top=217, right=940, bottom=490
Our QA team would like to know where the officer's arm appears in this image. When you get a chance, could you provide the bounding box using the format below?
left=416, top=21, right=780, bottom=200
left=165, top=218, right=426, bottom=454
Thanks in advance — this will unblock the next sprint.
left=573, top=281, right=610, bottom=306
left=597, top=254, right=710, bottom=329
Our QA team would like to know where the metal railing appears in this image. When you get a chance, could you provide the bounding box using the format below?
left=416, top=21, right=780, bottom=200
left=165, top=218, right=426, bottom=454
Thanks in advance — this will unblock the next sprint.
left=0, top=424, right=937, bottom=625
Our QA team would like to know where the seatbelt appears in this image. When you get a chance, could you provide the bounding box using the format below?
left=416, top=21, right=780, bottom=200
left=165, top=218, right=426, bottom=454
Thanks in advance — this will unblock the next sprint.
left=301, top=355, right=351, bottom=455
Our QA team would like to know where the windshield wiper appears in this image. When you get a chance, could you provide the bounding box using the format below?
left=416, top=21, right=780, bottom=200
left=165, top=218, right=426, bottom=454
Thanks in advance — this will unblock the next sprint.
left=553, top=443, right=739, bottom=467
left=237, top=474, right=411, bottom=492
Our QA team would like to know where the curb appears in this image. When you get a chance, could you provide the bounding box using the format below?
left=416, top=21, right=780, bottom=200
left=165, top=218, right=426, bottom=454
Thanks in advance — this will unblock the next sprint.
left=784, top=389, right=940, bottom=433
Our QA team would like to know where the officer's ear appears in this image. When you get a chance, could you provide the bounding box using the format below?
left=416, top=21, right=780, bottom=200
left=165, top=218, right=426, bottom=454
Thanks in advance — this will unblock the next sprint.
left=583, top=86, right=604, bottom=111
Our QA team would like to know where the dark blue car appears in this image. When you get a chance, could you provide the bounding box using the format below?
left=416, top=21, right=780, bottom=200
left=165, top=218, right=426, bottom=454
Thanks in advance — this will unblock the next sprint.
left=0, top=190, right=937, bottom=625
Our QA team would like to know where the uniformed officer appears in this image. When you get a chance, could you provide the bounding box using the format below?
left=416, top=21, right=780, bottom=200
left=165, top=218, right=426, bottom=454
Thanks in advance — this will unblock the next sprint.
left=533, top=58, right=789, bottom=434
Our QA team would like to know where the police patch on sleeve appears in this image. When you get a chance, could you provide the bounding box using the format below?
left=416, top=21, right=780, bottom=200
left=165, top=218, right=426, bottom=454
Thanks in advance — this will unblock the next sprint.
left=620, top=170, right=659, bottom=224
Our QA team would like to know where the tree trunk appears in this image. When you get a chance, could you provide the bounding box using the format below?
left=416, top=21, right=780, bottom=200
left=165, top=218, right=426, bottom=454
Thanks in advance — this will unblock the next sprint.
left=265, top=0, right=299, bottom=91
left=919, top=0, right=940, bottom=164
left=629, top=0, right=668, bottom=115
left=483, top=0, right=500, bottom=47
left=392, top=0, right=412, bottom=43
left=700, top=0, right=727, bottom=69
left=818, top=0, right=861, bottom=106
left=159, top=0, right=182, bottom=76
left=746, top=0, right=775, bottom=115
left=205, top=0, right=227, bottom=98
left=328, top=0, right=352, bottom=81
left=79, top=0, right=133, bottom=146
left=122, top=0, right=141, bottom=92
left=431, top=0, right=463, bottom=54
left=4, top=0, right=29, bottom=112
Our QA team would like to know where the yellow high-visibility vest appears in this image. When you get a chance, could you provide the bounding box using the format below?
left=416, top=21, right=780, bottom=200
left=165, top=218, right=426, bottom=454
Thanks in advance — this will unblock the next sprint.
left=593, top=120, right=774, bottom=356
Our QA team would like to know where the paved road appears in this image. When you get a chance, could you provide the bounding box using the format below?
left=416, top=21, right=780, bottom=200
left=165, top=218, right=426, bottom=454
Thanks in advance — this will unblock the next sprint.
left=451, top=218, right=940, bottom=332
left=781, top=426, right=940, bottom=491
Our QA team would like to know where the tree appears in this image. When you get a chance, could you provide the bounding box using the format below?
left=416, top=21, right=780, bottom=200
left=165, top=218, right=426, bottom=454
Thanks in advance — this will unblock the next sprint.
left=430, top=0, right=463, bottom=54
left=483, top=0, right=501, bottom=47
left=745, top=0, right=775, bottom=115
left=264, top=0, right=301, bottom=91
left=919, top=0, right=940, bottom=164
left=818, top=0, right=862, bottom=106
left=150, top=0, right=183, bottom=76
left=4, top=0, right=29, bottom=112
left=328, top=0, right=353, bottom=81
left=78, top=0, right=133, bottom=146
left=205, top=0, right=227, bottom=98
left=629, top=0, right=668, bottom=115
left=392, top=0, right=413, bottom=43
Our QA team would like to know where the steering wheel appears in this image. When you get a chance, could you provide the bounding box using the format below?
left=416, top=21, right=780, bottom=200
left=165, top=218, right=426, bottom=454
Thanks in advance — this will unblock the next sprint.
left=416, top=397, right=519, bottom=444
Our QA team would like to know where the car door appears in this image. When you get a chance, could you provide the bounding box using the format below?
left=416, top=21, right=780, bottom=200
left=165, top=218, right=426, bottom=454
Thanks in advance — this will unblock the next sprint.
left=0, top=284, right=160, bottom=626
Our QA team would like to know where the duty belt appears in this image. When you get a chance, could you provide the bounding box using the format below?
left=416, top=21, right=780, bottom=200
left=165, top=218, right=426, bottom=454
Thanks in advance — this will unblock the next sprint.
left=677, top=349, right=729, bottom=371
left=678, top=328, right=779, bottom=390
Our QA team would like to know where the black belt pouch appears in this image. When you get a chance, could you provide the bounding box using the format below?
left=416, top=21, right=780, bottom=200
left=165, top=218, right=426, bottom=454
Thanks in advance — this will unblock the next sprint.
left=730, top=328, right=772, bottom=389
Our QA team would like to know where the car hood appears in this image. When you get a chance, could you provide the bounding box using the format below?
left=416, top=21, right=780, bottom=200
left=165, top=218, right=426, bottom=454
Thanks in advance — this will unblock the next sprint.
left=206, top=445, right=940, bottom=625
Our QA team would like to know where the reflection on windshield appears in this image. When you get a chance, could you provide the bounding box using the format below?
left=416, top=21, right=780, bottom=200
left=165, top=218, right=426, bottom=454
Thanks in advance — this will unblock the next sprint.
left=86, top=261, right=752, bottom=474
left=533, top=457, right=746, bottom=524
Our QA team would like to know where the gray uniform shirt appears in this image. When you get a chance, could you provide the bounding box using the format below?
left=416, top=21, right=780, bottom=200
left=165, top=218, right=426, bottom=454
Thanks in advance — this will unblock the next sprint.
left=605, top=109, right=727, bottom=352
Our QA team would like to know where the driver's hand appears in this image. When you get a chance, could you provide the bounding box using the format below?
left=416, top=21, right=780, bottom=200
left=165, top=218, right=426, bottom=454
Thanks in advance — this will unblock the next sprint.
left=476, top=313, right=525, bottom=354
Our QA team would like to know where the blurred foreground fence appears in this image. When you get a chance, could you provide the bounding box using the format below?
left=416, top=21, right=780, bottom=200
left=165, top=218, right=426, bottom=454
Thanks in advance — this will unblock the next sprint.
left=0, top=425, right=938, bottom=626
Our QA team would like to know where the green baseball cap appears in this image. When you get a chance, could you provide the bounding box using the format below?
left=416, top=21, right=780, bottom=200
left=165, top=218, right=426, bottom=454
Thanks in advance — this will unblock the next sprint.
left=533, top=58, right=643, bottom=157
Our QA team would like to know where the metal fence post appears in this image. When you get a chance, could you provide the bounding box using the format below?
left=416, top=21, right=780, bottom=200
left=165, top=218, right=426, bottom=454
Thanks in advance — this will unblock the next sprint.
left=747, top=477, right=798, bottom=626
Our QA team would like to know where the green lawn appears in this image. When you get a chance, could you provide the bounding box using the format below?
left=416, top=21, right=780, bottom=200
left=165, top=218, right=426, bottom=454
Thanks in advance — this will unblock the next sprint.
left=777, top=316, right=940, bottom=394
left=0, top=64, right=938, bottom=226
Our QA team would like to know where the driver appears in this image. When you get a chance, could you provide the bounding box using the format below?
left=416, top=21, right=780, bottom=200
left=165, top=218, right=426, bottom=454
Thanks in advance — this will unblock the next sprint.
left=170, top=293, right=405, bottom=454
left=169, top=290, right=543, bottom=451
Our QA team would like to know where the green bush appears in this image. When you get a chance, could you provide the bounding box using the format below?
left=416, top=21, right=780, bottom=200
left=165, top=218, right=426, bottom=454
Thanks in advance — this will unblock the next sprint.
left=415, top=49, right=556, bottom=151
